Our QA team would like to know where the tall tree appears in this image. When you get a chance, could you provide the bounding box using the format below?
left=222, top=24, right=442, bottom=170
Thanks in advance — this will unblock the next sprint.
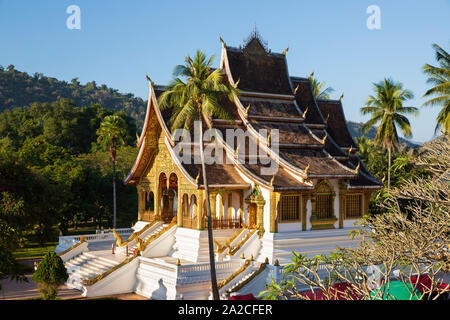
left=422, top=43, right=450, bottom=134
left=361, top=78, right=418, bottom=189
left=158, top=50, right=238, bottom=300
left=310, top=74, right=334, bottom=100
left=96, top=115, right=127, bottom=229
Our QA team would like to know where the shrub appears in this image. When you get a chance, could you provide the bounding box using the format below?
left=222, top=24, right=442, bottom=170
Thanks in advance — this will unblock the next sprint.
left=32, top=252, right=68, bottom=300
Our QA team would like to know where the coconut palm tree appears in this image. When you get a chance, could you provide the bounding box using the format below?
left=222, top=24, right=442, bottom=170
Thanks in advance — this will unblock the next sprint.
left=96, top=115, right=127, bottom=229
left=310, top=74, right=335, bottom=100
left=422, top=43, right=450, bottom=134
left=361, top=78, right=418, bottom=190
left=158, top=50, right=239, bottom=300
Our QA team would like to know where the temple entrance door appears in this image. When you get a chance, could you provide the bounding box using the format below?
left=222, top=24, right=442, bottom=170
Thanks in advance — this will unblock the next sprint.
left=248, top=203, right=257, bottom=228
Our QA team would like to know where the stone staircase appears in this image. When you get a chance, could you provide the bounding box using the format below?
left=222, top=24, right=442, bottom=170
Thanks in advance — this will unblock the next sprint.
left=124, top=223, right=167, bottom=255
left=65, top=252, right=122, bottom=290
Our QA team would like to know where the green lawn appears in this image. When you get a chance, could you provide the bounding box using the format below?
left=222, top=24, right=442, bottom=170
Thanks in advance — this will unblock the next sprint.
left=13, top=241, right=58, bottom=260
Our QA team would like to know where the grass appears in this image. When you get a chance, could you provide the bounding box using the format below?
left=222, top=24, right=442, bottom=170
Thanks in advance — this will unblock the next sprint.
left=13, top=241, right=58, bottom=260
left=12, top=218, right=134, bottom=260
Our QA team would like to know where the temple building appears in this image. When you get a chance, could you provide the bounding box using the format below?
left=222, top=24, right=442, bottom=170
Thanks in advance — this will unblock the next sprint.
left=57, top=32, right=382, bottom=300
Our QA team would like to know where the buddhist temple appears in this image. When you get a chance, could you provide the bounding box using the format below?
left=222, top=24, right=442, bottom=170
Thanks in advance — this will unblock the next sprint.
left=56, top=31, right=382, bottom=300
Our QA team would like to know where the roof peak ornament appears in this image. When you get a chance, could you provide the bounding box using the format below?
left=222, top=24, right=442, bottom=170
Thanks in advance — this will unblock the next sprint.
left=245, top=104, right=251, bottom=116
left=233, top=78, right=240, bottom=88
left=269, top=175, right=275, bottom=187
left=195, top=171, right=200, bottom=184
left=354, top=161, right=361, bottom=174
left=304, top=163, right=310, bottom=177
left=282, top=46, right=289, bottom=56
left=308, top=71, right=314, bottom=80
left=348, top=145, right=353, bottom=156
left=321, top=133, right=328, bottom=144
left=219, top=34, right=226, bottom=48
left=302, top=107, right=309, bottom=119
left=293, top=84, right=300, bottom=95
left=242, top=26, right=269, bottom=53
left=324, top=113, right=330, bottom=125
left=339, top=93, right=344, bottom=102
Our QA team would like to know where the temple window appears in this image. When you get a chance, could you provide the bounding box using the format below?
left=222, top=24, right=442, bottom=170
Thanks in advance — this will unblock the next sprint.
left=279, top=195, right=300, bottom=222
left=314, top=180, right=334, bottom=219
left=345, top=194, right=362, bottom=219
left=145, top=191, right=154, bottom=211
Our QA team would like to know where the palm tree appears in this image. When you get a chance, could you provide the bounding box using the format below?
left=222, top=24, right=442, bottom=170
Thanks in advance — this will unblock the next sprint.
left=361, top=78, right=418, bottom=190
left=96, top=115, right=127, bottom=229
left=422, top=43, right=450, bottom=134
left=158, top=50, right=239, bottom=300
left=310, top=74, right=335, bottom=100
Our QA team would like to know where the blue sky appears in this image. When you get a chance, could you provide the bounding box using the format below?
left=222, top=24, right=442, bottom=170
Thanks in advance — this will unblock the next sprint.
left=0, top=0, right=449, bottom=143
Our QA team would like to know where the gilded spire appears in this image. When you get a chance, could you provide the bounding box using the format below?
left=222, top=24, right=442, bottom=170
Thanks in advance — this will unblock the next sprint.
left=233, top=78, right=240, bottom=88
left=195, top=171, right=200, bottom=184
left=304, top=163, right=310, bottom=177
left=348, top=145, right=353, bottom=156
left=245, top=104, right=251, bottom=115
left=354, top=161, right=361, bottom=174
left=219, top=34, right=226, bottom=48
left=321, top=133, right=328, bottom=144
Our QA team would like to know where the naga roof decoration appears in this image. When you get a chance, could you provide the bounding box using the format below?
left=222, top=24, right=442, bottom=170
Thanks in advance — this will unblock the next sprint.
left=125, top=31, right=382, bottom=191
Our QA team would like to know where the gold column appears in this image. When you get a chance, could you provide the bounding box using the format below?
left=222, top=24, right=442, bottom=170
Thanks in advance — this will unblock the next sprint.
left=210, top=192, right=216, bottom=220
left=154, top=183, right=161, bottom=221
left=256, top=203, right=265, bottom=231
left=227, top=193, right=233, bottom=220
left=177, top=190, right=182, bottom=227
left=269, top=192, right=279, bottom=233
left=339, top=186, right=347, bottom=229
left=239, top=191, right=244, bottom=223
left=197, top=190, right=204, bottom=230
left=137, top=188, right=144, bottom=221
left=301, top=193, right=310, bottom=231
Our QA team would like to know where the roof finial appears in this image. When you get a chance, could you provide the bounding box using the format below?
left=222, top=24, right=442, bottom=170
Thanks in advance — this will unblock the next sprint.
left=270, top=175, right=275, bottom=187
left=233, top=78, right=240, bottom=88
left=308, top=71, right=314, bottom=80
left=146, top=73, right=152, bottom=86
left=294, top=84, right=300, bottom=95
left=219, top=34, right=226, bottom=48
left=245, top=104, right=251, bottom=115
left=267, top=132, right=271, bottom=147
left=234, top=144, right=240, bottom=157
left=321, top=133, right=328, bottom=144
left=339, top=93, right=344, bottom=102
left=282, top=46, right=289, bottom=56
left=348, top=145, right=353, bottom=156
left=304, top=163, right=310, bottom=177
left=195, top=171, right=200, bottom=184
left=302, top=107, right=309, bottom=119
left=354, top=161, right=361, bottom=174
left=324, top=113, right=330, bottom=125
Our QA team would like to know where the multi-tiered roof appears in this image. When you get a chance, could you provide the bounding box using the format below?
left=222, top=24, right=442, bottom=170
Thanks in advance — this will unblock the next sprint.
left=125, top=32, right=381, bottom=191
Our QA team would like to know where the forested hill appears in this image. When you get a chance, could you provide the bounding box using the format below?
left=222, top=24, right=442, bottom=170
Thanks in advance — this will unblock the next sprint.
left=346, top=121, right=421, bottom=148
left=0, top=65, right=147, bottom=128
